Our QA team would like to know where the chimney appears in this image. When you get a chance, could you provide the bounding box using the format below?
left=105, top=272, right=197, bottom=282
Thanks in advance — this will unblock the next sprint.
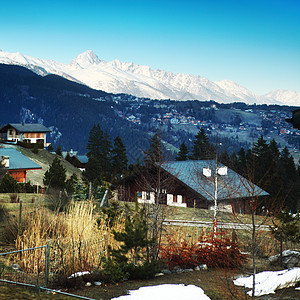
left=203, top=167, right=211, bottom=177
left=1, top=156, right=9, bottom=168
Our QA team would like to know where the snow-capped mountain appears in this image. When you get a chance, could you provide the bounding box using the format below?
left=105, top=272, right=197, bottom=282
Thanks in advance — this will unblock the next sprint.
left=0, top=49, right=299, bottom=106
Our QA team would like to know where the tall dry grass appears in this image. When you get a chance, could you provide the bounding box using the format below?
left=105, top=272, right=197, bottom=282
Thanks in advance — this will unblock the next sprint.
left=15, top=201, right=124, bottom=276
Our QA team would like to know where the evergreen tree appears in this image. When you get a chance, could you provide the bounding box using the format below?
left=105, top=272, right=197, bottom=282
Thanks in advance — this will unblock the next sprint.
left=251, top=135, right=275, bottom=187
left=111, top=136, right=128, bottom=180
left=65, top=152, right=72, bottom=163
left=84, top=157, right=102, bottom=183
left=190, top=128, right=214, bottom=160
left=144, top=133, right=164, bottom=166
left=85, top=124, right=112, bottom=182
left=55, top=145, right=62, bottom=157
left=47, top=144, right=53, bottom=152
left=175, top=142, right=188, bottom=161
left=43, top=157, right=67, bottom=190
left=219, top=150, right=231, bottom=167
left=236, top=147, right=247, bottom=176
left=0, top=173, right=18, bottom=193
left=111, top=207, right=155, bottom=265
left=278, top=147, right=299, bottom=211
left=65, top=173, right=78, bottom=195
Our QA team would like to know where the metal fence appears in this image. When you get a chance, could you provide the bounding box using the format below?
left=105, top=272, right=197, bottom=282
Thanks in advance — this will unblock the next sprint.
left=0, top=241, right=96, bottom=299
left=0, top=241, right=51, bottom=288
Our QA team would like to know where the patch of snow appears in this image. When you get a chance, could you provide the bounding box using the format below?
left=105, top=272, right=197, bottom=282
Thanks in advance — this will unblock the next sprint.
left=68, top=271, right=90, bottom=279
left=233, top=268, right=300, bottom=296
left=112, top=284, right=211, bottom=300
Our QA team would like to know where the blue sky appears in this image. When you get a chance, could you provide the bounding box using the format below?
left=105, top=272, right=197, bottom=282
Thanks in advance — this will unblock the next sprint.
left=1, top=0, right=299, bottom=95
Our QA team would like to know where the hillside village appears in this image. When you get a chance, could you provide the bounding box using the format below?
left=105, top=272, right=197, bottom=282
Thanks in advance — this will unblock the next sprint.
left=0, top=67, right=299, bottom=298
left=0, top=120, right=299, bottom=299
left=110, top=95, right=300, bottom=158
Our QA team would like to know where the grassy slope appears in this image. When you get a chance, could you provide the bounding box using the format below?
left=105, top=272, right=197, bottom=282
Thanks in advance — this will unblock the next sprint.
left=13, top=145, right=82, bottom=186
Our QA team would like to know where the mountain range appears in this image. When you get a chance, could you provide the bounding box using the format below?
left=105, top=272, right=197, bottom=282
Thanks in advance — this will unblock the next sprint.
left=0, top=49, right=299, bottom=106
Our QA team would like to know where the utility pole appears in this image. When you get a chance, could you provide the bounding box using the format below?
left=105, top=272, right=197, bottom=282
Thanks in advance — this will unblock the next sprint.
left=213, top=157, right=218, bottom=237
left=213, top=143, right=222, bottom=238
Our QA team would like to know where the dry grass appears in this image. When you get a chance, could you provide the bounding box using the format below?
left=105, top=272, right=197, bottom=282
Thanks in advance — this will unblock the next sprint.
left=13, top=201, right=124, bottom=276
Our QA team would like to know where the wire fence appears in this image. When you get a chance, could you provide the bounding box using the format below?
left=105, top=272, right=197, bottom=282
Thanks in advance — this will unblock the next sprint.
left=0, top=241, right=98, bottom=299
left=0, top=241, right=50, bottom=288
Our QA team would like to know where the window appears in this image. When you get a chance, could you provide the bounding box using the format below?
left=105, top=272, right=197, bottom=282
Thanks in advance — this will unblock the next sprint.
left=9, top=130, right=13, bottom=135
left=146, top=192, right=150, bottom=200
left=173, top=195, right=177, bottom=203
left=182, top=196, right=186, bottom=203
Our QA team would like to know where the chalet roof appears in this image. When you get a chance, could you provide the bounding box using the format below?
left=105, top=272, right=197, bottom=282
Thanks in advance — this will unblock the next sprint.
left=76, top=155, right=88, bottom=164
left=160, top=160, right=269, bottom=201
left=0, top=123, right=51, bottom=133
left=0, top=148, right=42, bottom=170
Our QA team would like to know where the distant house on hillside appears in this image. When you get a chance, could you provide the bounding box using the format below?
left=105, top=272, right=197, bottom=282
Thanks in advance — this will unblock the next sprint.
left=0, top=148, right=42, bottom=183
left=117, top=160, right=269, bottom=214
left=0, top=123, right=51, bottom=147
left=76, top=155, right=88, bottom=171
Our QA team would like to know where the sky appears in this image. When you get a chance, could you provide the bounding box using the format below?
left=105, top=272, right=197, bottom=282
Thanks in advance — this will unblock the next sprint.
left=0, top=0, right=299, bottom=95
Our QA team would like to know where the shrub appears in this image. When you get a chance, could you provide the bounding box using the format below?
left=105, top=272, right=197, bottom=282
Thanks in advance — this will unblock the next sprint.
left=9, top=193, right=19, bottom=203
left=124, top=261, right=159, bottom=280
left=159, top=230, right=247, bottom=269
left=17, top=141, right=44, bottom=149
left=0, top=174, right=18, bottom=193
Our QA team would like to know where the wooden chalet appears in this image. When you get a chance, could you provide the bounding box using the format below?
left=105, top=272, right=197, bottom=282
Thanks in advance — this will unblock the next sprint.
left=117, top=160, right=269, bottom=214
left=0, top=123, right=51, bottom=147
left=0, top=148, right=42, bottom=183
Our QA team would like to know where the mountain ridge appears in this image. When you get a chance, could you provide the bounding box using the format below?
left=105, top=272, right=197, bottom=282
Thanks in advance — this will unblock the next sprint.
left=0, top=50, right=299, bottom=106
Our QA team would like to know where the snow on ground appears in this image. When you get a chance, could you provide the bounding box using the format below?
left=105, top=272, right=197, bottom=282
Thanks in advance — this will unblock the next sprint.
left=233, top=268, right=300, bottom=297
left=68, top=271, right=90, bottom=279
left=112, top=284, right=211, bottom=300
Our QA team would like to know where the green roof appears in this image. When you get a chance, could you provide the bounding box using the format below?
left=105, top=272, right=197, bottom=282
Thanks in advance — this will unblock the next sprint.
left=0, top=148, right=42, bottom=170
left=160, top=160, right=269, bottom=201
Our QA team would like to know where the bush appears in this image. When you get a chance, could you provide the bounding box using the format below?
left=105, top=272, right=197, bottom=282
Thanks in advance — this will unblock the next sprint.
left=124, top=261, right=159, bottom=280
left=0, top=173, right=18, bottom=193
left=159, top=230, right=247, bottom=269
left=17, top=182, right=35, bottom=193
left=99, top=257, right=128, bottom=283
left=9, top=193, right=19, bottom=203
left=17, top=141, right=44, bottom=149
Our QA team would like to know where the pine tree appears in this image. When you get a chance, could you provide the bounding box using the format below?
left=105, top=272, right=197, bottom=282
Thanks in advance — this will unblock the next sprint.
left=251, top=135, right=274, bottom=187
left=144, top=133, right=164, bottom=166
left=111, top=136, right=128, bottom=180
left=219, top=149, right=231, bottom=167
left=43, top=157, right=66, bottom=190
left=190, top=128, right=214, bottom=160
left=111, top=207, right=154, bottom=265
left=236, top=147, right=247, bottom=176
left=85, top=124, right=112, bottom=182
left=278, top=147, right=299, bottom=211
left=175, top=142, right=188, bottom=161
left=55, top=145, right=62, bottom=157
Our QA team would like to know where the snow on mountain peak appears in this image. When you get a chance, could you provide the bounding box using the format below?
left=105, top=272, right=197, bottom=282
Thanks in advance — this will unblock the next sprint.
left=70, top=50, right=101, bottom=68
left=0, top=49, right=298, bottom=106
